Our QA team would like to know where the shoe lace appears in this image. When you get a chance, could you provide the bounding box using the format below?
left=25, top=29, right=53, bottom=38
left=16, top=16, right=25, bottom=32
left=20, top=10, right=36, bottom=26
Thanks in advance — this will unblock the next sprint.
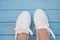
left=48, top=28, right=56, bottom=40
left=33, top=27, right=56, bottom=40
left=28, top=28, right=33, bottom=36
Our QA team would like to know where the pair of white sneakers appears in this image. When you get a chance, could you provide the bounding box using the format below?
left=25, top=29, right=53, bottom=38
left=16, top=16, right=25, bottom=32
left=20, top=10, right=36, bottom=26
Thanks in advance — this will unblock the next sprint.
left=15, top=9, right=56, bottom=40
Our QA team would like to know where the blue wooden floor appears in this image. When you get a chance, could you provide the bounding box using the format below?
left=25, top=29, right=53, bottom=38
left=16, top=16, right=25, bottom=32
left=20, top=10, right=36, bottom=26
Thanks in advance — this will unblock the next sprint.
left=0, top=0, right=60, bottom=40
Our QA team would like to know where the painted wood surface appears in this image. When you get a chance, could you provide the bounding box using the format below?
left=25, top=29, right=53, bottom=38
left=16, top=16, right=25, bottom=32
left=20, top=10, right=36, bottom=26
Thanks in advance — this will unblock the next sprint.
left=0, top=0, right=60, bottom=40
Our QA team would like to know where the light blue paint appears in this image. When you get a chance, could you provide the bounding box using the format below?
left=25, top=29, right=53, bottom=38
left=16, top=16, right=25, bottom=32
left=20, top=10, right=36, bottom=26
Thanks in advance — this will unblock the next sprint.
left=0, top=0, right=60, bottom=9
left=0, top=0, right=60, bottom=40
left=0, top=9, right=60, bottom=22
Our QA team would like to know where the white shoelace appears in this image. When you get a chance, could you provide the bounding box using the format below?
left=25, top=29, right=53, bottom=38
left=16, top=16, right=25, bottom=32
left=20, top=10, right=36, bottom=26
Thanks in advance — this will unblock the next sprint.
left=14, top=28, right=56, bottom=40
left=33, top=27, right=56, bottom=40
left=48, top=28, right=56, bottom=40
left=28, top=28, right=33, bottom=36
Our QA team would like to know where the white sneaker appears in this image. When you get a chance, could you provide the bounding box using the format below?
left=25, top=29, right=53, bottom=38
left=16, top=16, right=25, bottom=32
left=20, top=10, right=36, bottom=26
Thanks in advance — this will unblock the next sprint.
left=34, top=9, right=56, bottom=40
left=14, top=11, right=33, bottom=40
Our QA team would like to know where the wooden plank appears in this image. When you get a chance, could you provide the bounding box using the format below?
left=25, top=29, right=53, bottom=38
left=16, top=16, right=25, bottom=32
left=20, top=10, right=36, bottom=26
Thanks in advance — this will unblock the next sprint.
left=0, top=36, right=60, bottom=40
left=0, top=23, right=60, bottom=35
left=0, top=0, right=60, bottom=9
left=0, top=10, right=60, bottom=22
left=0, top=36, right=14, bottom=40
